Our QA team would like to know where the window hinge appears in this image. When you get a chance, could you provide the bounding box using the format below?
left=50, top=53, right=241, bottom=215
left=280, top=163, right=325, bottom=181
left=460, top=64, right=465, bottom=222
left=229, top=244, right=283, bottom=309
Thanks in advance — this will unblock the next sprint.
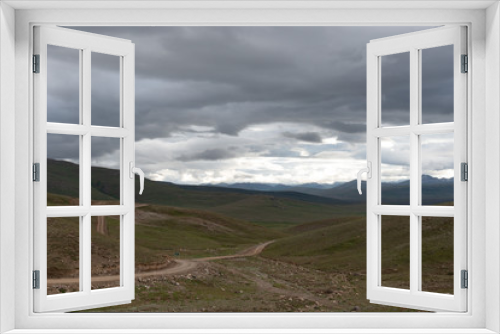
left=33, top=270, right=40, bottom=289
left=461, top=270, right=468, bottom=289
left=461, top=162, right=468, bottom=181
left=461, top=54, right=468, bottom=73
left=33, top=54, right=40, bottom=73
left=33, top=163, right=40, bottom=182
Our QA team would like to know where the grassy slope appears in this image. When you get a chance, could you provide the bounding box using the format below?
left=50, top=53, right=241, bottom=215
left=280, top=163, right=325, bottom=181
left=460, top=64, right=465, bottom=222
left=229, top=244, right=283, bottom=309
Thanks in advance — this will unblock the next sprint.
left=139, top=178, right=357, bottom=225
left=47, top=216, right=80, bottom=279
left=47, top=193, right=284, bottom=269
left=48, top=160, right=116, bottom=201
left=208, top=196, right=365, bottom=227
left=88, top=213, right=453, bottom=313
left=133, top=204, right=285, bottom=260
left=262, top=216, right=368, bottom=272
left=261, top=215, right=454, bottom=294
left=48, top=159, right=454, bottom=311
left=48, top=159, right=360, bottom=225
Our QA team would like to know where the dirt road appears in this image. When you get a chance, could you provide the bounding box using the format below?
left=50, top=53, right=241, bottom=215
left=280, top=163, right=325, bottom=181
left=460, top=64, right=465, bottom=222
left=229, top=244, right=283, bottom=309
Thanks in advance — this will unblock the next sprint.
left=47, top=240, right=274, bottom=285
left=192, top=240, right=275, bottom=262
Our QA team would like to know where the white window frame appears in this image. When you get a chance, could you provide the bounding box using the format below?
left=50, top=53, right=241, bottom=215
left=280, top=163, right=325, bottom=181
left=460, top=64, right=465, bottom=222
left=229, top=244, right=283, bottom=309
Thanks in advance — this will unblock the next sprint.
left=33, top=26, right=136, bottom=313
left=366, top=26, right=468, bottom=312
left=1, top=1, right=499, bottom=333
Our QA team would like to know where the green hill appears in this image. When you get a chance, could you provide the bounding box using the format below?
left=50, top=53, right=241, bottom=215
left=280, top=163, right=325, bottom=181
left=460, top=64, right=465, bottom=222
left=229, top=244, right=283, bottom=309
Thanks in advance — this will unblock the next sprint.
left=262, top=216, right=367, bottom=272
left=47, top=161, right=455, bottom=312
left=133, top=203, right=286, bottom=260
left=47, top=159, right=362, bottom=226
left=261, top=215, right=454, bottom=294
left=48, top=193, right=285, bottom=270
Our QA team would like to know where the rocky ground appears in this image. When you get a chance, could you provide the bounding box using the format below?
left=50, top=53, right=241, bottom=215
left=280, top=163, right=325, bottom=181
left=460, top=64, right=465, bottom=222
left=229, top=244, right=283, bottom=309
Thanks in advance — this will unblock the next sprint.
left=81, top=255, right=413, bottom=313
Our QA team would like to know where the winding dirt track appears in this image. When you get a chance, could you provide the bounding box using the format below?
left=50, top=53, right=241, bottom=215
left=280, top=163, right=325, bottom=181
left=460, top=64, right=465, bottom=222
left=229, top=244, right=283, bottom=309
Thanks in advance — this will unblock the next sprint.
left=47, top=240, right=275, bottom=285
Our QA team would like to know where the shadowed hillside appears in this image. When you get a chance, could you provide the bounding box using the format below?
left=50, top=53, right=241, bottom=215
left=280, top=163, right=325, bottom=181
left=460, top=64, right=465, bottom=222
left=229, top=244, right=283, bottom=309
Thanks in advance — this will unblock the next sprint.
left=211, top=178, right=454, bottom=206
left=261, top=215, right=454, bottom=295
left=48, top=159, right=453, bottom=209
left=277, top=178, right=453, bottom=206
left=47, top=159, right=364, bottom=225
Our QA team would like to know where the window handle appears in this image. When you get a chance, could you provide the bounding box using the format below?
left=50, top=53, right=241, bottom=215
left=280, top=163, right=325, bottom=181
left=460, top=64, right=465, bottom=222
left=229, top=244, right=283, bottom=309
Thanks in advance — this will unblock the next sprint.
left=129, top=162, right=145, bottom=195
left=357, top=161, right=372, bottom=195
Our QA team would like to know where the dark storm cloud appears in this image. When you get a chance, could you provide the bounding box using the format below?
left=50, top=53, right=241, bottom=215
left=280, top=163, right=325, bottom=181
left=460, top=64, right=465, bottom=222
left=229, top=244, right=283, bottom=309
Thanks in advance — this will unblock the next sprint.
left=177, top=148, right=238, bottom=162
left=47, top=133, right=80, bottom=161
left=421, top=45, right=454, bottom=123
left=380, top=52, right=410, bottom=126
left=52, top=26, right=449, bottom=170
left=47, top=45, right=80, bottom=124
left=67, top=27, right=439, bottom=136
left=328, top=121, right=366, bottom=134
left=91, top=52, right=121, bottom=127
left=283, top=131, right=323, bottom=143
left=91, top=137, right=121, bottom=161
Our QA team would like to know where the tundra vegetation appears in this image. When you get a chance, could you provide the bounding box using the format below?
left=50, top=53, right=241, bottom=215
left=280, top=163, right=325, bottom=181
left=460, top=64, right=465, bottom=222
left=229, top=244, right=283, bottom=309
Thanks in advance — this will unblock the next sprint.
left=46, top=160, right=453, bottom=312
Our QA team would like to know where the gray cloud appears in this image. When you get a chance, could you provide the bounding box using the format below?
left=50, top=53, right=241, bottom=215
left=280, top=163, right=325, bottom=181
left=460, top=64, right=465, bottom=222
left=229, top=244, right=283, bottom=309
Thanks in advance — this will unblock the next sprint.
left=47, top=45, right=80, bottom=124
left=91, top=137, right=121, bottom=164
left=91, top=52, right=121, bottom=127
left=66, top=26, right=437, bottom=141
left=177, top=148, right=238, bottom=162
left=328, top=121, right=366, bottom=134
left=47, top=133, right=79, bottom=162
left=283, top=131, right=323, bottom=143
left=380, top=52, right=410, bottom=126
left=421, top=45, right=454, bottom=124
left=46, top=26, right=455, bottom=184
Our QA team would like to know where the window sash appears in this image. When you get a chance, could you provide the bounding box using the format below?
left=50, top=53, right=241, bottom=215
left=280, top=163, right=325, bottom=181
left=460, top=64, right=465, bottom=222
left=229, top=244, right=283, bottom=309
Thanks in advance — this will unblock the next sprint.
left=32, top=25, right=136, bottom=313
left=366, top=26, right=468, bottom=312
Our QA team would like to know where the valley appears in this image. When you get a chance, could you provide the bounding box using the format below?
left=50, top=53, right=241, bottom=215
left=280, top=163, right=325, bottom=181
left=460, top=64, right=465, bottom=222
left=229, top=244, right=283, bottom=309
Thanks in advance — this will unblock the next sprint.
left=46, top=160, right=453, bottom=312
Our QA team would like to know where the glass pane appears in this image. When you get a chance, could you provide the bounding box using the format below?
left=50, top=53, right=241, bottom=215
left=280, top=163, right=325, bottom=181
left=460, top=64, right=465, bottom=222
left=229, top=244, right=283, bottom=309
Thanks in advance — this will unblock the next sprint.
left=381, top=215, right=410, bottom=289
left=47, top=217, right=80, bottom=295
left=421, top=133, right=454, bottom=206
left=91, top=137, right=121, bottom=205
left=47, top=45, right=80, bottom=124
left=381, top=52, right=410, bottom=127
left=421, top=45, right=454, bottom=124
left=421, top=216, right=454, bottom=294
left=380, top=136, right=410, bottom=205
left=47, top=134, right=80, bottom=206
left=92, top=52, right=121, bottom=127
left=91, top=215, right=121, bottom=290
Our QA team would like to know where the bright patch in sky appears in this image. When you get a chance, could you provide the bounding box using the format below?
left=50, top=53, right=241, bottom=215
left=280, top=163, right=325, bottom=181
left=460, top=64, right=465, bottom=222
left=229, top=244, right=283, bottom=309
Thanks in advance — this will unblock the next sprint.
left=136, top=122, right=367, bottom=185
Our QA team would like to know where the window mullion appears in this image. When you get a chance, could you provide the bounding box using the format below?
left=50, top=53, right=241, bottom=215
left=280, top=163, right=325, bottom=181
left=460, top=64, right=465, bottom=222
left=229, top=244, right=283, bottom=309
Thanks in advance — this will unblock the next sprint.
left=81, top=214, right=91, bottom=293
left=78, top=46, right=84, bottom=296
left=409, top=47, right=420, bottom=294
left=82, top=47, right=92, bottom=294
left=82, top=48, right=91, bottom=207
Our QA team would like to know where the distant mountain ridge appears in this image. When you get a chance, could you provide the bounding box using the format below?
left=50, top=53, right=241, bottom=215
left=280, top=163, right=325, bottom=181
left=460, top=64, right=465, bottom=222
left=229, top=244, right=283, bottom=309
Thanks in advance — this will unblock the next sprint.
left=209, top=177, right=453, bottom=205
left=47, top=159, right=357, bottom=225
left=47, top=159, right=454, bottom=211
left=313, top=178, right=453, bottom=205
left=209, top=182, right=343, bottom=192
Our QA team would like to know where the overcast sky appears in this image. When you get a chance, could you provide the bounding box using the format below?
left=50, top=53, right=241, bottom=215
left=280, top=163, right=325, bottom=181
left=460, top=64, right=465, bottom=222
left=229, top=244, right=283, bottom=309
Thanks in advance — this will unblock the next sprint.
left=47, top=26, right=454, bottom=185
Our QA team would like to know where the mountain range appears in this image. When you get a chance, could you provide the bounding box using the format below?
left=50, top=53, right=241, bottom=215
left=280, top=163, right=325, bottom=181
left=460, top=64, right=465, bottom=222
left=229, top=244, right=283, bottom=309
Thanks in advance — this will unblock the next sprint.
left=208, top=176, right=453, bottom=206
left=47, top=159, right=453, bottom=214
left=208, top=182, right=343, bottom=192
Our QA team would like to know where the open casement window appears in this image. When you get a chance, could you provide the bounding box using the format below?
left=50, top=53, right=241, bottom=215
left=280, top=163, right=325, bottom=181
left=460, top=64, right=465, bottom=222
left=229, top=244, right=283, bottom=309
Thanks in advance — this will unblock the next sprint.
left=33, top=26, right=138, bottom=312
left=365, top=26, right=467, bottom=312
